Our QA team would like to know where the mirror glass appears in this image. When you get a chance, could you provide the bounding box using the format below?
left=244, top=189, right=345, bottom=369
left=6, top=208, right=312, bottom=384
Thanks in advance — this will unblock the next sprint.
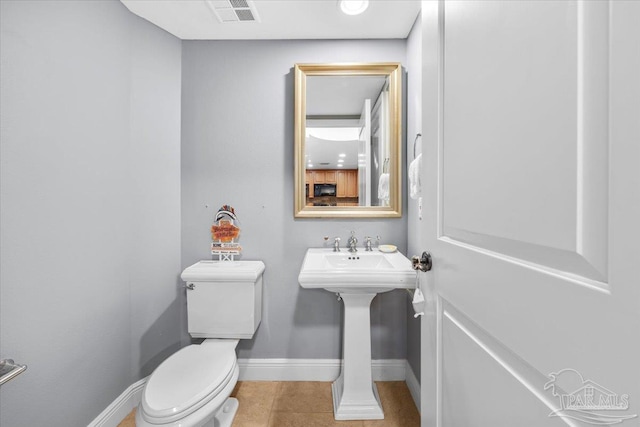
left=294, top=63, right=402, bottom=218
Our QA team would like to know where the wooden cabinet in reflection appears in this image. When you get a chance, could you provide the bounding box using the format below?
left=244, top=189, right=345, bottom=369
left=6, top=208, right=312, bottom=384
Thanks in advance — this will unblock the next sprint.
left=324, top=170, right=337, bottom=184
left=306, top=169, right=358, bottom=204
left=336, top=170, right=358, bottom=198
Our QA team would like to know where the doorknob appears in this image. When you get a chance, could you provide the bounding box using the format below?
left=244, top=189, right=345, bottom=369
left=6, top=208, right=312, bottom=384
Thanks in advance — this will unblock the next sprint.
left=411, top=251, right=432, bottom=272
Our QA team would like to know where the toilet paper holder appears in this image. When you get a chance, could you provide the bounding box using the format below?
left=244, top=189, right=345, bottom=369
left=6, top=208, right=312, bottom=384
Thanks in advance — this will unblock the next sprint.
left=411, top=251, right=432, bottom=272
left=0, top=359, right=27, bottom=386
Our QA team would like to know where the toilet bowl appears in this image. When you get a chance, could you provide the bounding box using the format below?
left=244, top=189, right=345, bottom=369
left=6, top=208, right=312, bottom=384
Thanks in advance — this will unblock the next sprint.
left=136, top=340, right=239, bottom=427
left=136, top=260, right=265, bottom=427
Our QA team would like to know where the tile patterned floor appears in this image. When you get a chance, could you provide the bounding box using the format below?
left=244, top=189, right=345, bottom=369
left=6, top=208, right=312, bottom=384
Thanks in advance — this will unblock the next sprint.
left=118, top=381, right=419, bottom=427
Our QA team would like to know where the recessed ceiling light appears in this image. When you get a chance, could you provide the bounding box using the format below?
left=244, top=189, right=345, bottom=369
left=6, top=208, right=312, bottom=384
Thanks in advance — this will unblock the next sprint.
left=338, top=164, right=344, bottom=167
left=339, top=0, right=369, bottom=16
left=308, top=163, right=314, bottom=167
left=339, top=153, right=347, bottom=157
left=338, top=159, right=344, bottom=163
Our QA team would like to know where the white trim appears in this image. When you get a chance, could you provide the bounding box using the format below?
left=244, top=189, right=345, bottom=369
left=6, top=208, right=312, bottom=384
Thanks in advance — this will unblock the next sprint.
left=374, top=359, right=407, bottom=381
left=88, top=377, right=147, bottom=427
left=237, top=358, right=407, bottom=381
left=405, top=360, right=421, bottom=414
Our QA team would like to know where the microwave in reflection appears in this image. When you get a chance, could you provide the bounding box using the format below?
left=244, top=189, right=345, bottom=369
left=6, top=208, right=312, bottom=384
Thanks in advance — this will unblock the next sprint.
left=314, top=184, right=337, bottom=197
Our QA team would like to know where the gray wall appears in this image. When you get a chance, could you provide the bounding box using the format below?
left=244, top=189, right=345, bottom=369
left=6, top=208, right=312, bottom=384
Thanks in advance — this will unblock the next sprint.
left=181, top=40, right=409, bottom=360
left=128, top=11, right=183, bottom=380
left=0, top=1, right=181, bottom=426
left=405, top=14, right=423, bottom=381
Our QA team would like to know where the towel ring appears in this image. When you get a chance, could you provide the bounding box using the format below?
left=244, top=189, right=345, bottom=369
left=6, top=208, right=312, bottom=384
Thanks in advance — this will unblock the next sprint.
left=413, top=133, right=422, bottom=159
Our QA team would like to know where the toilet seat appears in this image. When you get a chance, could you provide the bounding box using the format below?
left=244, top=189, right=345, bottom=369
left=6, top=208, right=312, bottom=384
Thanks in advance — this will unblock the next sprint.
left=140, top=340, right=238, bottom=425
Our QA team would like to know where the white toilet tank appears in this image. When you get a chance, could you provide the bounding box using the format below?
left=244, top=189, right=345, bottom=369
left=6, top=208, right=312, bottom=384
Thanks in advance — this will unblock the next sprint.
left=181, top=260, right=265, bottom=339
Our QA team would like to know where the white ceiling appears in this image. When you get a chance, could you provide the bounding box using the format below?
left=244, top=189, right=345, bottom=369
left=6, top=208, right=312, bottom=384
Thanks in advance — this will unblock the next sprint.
left=306, top=135, right=359, bottom=169
left=307, top=75, right=386, bottom=116
left=120, top=0, right=421, bottom=40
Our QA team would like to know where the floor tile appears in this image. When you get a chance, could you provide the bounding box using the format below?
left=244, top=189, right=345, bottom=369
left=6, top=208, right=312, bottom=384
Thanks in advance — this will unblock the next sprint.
left=268, top=412, right=364, bottom=427
left=231, top=381, right=281, bottom=427
left=362, top=382, right=420, bottom=427
left=271, top=381, right=334, bottom=413
left=232, top=419, right=273, bottom=427
left=117, top=408, right=136, bottom=427
left=117, top=381, right=419, bottom=427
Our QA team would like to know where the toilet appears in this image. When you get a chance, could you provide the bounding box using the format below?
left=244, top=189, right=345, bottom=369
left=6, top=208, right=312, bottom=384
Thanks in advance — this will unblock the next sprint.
left=136, top=260, right=265, bottom=427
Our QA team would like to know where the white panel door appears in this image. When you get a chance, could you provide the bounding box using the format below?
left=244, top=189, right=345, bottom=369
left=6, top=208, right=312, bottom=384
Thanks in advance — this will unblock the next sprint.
left=420, top=1, right=640, bottom=426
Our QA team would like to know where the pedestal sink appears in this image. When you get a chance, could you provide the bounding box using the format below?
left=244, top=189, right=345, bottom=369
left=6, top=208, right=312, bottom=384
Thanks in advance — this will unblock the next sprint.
left=298, top=248, right=415, bottom=420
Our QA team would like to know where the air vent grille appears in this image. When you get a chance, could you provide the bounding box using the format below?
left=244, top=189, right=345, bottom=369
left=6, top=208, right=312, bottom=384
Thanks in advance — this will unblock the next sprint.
left=207, top=0, right=261, bottom=24
left=235, top=9, right=255, bottom=21
left=229, top=0, right=248, bottom=8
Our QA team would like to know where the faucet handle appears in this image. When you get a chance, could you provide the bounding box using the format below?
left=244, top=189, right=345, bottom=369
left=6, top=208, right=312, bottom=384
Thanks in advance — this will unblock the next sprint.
left=347, top=234, right=358, bottom=252
left=364, top=236, right=373, bottom=251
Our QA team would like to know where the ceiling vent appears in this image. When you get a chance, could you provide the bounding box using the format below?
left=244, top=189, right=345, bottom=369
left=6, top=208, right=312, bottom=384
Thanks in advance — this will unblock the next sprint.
left=206, top=0, right=261, bottom=23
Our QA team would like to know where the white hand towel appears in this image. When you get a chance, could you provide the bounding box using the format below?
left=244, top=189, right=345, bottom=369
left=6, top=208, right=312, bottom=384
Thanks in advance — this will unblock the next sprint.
left=412, top=288, right=425, bottom=318
left=409, top=153, right=422, bottom=200
left=378, top=173, right=390, bottom=202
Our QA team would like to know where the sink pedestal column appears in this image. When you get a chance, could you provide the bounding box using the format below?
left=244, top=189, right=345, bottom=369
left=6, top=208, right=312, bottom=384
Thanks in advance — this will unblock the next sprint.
left=332, top=292, right=384, bottom=420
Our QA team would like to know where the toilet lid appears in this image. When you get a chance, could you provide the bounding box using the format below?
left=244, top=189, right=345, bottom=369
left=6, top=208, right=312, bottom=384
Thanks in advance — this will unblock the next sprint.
left=141, top=341, right=236, bottom=421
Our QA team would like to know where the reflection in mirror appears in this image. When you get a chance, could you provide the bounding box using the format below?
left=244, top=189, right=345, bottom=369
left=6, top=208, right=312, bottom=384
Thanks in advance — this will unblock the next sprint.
left=294, top=63, right=402, bottom=218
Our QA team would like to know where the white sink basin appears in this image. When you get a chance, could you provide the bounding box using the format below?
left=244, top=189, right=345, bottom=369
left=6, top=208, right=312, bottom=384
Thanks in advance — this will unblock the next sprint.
left=298, top=248, right=415, bottom=293
left=298, top=247, right=417, bottom=420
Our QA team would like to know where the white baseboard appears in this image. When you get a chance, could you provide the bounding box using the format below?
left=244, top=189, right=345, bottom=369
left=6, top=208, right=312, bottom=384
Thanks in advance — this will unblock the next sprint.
left=237, top=358, right=407, bottom=381
left=88, top=377, right=147, bottom=427
left=405, top=360, right=421, bottom=414
left=90, top=359, right=417, bottom=426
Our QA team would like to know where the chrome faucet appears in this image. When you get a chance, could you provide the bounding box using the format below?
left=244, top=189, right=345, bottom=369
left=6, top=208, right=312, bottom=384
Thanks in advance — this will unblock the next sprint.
left=333, top=237, right=341, bottom=252
left=364, top=236, right=373, bottom=251
left=347, top=232, right=358, bottom=253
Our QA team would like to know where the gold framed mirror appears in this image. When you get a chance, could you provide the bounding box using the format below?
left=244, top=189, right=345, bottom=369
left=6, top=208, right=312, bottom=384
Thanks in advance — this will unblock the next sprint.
left=294, top=63, right=402, bottom=218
